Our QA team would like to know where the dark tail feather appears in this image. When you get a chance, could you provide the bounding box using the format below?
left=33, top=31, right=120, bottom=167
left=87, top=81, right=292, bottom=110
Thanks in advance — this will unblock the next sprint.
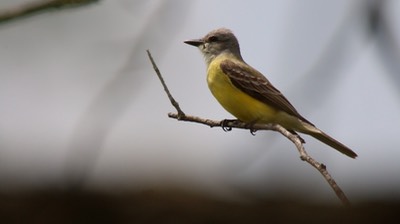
left=308, top=130, right=357, bottom=159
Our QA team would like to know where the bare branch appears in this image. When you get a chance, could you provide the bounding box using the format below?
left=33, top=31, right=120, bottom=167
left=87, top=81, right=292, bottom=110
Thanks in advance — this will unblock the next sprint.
left=147, top=50, right=185, bottom=119
left=147, top=50, right=351, bottom=206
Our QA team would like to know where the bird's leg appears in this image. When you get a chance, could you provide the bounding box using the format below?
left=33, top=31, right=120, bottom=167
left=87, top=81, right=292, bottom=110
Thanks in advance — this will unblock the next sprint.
left=220, top=119, right=240, bottom=132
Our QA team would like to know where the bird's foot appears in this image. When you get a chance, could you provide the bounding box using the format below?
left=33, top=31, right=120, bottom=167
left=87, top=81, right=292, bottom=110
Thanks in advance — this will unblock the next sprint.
left=220, top=119, right=240, bottom=132
left=220, top=119, right=259, bottom=136
left=245, top=121, right=258, bottom=136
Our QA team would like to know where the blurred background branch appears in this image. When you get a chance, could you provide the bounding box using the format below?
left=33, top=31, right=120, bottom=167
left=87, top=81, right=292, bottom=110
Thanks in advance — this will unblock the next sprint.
left=287, top=0, right=400, bottom=113
left=65, top=1, right=192, bottom=189
left=0, top=0, right=99, bottom=24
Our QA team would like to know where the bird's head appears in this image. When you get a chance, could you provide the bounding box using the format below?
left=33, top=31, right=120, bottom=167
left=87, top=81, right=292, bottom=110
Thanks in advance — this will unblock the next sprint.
left=184, top=28, right=242, bottom=65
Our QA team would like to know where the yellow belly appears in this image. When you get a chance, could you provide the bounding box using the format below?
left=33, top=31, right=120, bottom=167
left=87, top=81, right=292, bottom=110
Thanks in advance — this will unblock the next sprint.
left=206, top=57, right=279, bottom=123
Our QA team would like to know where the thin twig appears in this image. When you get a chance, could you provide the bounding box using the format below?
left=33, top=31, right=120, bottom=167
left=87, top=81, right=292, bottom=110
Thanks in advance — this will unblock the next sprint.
left=146, top=50, right=185, bottom=119
left=272, top=124, right=351, bottom=206
left=147, top=50, right=351, bottom=206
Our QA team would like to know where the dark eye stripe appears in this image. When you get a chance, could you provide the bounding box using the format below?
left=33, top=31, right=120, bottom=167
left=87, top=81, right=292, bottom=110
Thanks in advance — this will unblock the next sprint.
left=208, top=36, right=219, bottom=42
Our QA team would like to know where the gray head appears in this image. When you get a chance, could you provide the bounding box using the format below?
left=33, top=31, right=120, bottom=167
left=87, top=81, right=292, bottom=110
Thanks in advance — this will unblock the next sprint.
left=184, top=28, right=242, bottom=65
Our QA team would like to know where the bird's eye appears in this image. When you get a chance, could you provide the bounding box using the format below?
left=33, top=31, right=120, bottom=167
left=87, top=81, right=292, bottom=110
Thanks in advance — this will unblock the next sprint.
left=208, top=36, right=219, bottom=42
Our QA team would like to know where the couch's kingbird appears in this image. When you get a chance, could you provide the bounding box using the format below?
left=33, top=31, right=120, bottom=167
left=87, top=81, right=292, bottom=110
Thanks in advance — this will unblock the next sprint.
left=184, top=28, right=357, bottom=158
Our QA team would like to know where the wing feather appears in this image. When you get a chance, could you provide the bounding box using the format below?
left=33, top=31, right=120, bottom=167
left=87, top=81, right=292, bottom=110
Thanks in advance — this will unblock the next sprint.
left=220, top=59, right=313, bottom=125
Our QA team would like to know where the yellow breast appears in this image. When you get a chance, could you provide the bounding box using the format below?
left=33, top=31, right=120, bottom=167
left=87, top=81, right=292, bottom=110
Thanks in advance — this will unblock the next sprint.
left=206, top=55, right=279, bottom=123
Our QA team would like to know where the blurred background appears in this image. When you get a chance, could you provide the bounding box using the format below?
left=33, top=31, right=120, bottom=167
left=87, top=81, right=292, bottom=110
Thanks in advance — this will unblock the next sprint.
left=1, top=0, right=400, bottom=222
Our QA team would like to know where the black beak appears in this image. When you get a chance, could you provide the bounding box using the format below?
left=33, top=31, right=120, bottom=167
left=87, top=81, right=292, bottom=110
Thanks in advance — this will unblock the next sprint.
left=184, top=39, right=204, bottom=47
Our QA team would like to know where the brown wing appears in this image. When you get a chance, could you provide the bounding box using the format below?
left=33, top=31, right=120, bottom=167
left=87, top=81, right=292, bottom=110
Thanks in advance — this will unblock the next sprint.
left=220, top=59, right=313, bottom=125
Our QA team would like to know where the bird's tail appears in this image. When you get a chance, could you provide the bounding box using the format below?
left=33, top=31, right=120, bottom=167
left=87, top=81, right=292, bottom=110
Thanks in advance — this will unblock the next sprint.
left=306, top=129, right=357, bottom=159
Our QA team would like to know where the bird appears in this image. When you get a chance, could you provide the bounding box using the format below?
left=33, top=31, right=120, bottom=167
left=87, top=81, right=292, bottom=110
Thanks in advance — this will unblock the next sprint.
left=184, top=28, right=357, bottom=158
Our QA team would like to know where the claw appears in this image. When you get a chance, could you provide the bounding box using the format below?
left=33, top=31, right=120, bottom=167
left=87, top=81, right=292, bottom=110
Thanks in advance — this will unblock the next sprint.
left=220, top=119, right=237, bottom=132
left=222, top=126, right=232, bottom=132
left=245, top=120, right=258, bottom=136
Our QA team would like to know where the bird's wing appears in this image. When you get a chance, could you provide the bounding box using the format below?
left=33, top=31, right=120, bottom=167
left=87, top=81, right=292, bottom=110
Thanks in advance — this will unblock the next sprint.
left=220, top=59, right=313, bottom=125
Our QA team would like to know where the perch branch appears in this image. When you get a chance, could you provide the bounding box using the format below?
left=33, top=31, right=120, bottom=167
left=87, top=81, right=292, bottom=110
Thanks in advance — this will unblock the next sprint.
left=147, top=50, right=350, bottom=206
